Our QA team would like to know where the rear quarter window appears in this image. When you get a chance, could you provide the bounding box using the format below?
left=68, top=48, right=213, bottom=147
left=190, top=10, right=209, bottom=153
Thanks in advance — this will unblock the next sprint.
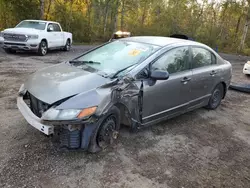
left=211, top=53, right=216, bottom=64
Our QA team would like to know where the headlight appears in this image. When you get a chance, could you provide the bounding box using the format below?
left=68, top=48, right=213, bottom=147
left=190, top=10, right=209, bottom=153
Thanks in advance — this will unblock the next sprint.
left=41, top=106, right=97, bottom=121
left=27, top=35, right=39, bottom=39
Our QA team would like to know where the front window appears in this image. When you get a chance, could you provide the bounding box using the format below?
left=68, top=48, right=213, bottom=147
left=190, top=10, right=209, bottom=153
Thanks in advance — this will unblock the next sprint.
left=73, top=40, right=160, bottom=76
left=15, top=21, right=46, bottom=30
left=52, top=24, right=61, bottom=32
left=151, top=47, right=190, bottom=74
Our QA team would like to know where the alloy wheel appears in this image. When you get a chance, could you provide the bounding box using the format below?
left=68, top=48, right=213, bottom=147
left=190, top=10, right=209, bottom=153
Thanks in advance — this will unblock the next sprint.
left=66, top=40, right=70, bottom=51
left=41, top=42, right=47, bottom=55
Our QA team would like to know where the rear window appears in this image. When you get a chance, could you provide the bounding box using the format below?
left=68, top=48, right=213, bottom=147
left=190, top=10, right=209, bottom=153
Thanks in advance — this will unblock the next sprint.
left=192, top=47, right=216, bottom=68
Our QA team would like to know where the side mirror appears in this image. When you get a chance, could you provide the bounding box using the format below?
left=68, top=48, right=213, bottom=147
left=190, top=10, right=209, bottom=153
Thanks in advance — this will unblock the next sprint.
left=150, top=70, right=169, bottom=80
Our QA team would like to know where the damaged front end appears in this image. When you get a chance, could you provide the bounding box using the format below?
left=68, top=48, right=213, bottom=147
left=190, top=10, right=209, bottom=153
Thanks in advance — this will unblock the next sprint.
left=52, top=76, right=143, bottom=152
left=107, top=77, right=143, bottom=130
left=17, top=75, right=143, bottom=152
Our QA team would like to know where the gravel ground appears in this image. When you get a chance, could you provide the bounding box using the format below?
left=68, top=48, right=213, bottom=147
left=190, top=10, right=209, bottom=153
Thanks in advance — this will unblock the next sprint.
left=0, top=47, right=250, bottom=188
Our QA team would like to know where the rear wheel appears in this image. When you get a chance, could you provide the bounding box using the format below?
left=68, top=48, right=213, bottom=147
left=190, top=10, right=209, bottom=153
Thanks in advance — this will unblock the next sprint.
left=63, top=39, right=71, bottom=51
left=38, top=40, right=47, bottom=56
left=206, top=83, right=224, bottom=110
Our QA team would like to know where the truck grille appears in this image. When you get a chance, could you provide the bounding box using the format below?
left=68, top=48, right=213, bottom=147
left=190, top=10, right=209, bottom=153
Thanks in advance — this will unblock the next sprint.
left=3, top=33, right=27, bottom=42
left=24, top=92, right=49, bottom=118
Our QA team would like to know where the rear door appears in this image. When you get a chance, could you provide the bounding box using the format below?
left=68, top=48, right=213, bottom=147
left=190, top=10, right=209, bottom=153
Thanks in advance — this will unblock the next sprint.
left=190, top=46, right=219, bottom=106
left=142, top=46, right=192, bottom=124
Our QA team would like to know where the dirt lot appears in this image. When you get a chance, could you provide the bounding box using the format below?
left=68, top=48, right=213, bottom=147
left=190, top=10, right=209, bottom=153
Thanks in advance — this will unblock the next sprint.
left=0, top=46, right=250, bottom=188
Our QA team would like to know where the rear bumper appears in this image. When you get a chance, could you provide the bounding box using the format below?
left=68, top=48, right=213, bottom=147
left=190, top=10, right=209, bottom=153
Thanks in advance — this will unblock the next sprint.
left=243, top=69, right=250, bottom=75
left=243, top=63, right=250, bottom=75
left=17, top=96, right=54, bottom=135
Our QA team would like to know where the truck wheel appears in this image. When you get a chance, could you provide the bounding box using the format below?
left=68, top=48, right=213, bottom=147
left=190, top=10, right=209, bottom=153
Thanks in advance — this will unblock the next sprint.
left=63, top=39, right=71, bottom=51
left=4, top=49, right=16, bottom=54
left=38, top=40, right=48, bottom=56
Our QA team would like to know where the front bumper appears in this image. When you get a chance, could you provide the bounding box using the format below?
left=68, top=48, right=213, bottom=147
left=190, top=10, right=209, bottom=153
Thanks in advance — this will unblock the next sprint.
left=3, top=40, right=39, bottom=51
left=17, top=95, right=101, bottom=151
left=17, top=96, right=54, bottom=135
left=0, top=37, right=3, bottom=45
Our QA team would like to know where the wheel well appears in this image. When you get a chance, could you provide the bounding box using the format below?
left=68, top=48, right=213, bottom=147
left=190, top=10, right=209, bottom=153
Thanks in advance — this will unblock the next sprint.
left=67, top=38, right=71, bottom=43
left=41, top=38, right=47, bottom=43
left=221, top=82, right=227, bottom=99
left=114, top=103, right=131, bottom=127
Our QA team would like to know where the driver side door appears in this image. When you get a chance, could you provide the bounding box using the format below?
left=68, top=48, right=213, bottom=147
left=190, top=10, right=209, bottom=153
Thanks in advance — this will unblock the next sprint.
left=142, top=46, right=193, bottom=125
left=46, top=23, right=57, bottom=48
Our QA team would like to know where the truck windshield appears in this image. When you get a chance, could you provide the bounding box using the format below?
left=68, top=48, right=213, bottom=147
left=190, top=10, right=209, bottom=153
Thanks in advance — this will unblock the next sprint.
left=73, top=40, right=160, bottom=77
left=15, top=21, right=46, bottom=30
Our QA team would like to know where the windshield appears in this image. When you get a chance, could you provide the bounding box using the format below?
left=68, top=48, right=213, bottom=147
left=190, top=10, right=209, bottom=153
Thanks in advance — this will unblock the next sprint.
left=15, top=21, right=46, bottom=30
left=73, top=40, right=160, bottom=76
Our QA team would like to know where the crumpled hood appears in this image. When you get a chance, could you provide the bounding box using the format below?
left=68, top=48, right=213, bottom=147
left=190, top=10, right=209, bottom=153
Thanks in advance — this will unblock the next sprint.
left=3, top=28, right=41, bottom=35
left=24, top=63, right=110, bottom=104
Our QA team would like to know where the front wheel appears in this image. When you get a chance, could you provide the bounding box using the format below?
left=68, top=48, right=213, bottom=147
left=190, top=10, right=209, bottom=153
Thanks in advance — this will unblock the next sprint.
left=4, top=49, right=16, bottom=54
left=206, top=83, right=224, bottom=110
left=96, top=106, right=120, bottom=150
left=38, top=40, right=48, bottom=56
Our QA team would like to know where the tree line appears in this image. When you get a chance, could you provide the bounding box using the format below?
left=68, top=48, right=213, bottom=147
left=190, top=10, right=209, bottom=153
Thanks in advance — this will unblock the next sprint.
left=1, top=0, right=250, bottom=54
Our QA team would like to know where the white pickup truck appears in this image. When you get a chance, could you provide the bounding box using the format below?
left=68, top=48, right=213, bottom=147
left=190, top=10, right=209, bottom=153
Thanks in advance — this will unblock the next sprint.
left=0, top=20, right=72, bottom=56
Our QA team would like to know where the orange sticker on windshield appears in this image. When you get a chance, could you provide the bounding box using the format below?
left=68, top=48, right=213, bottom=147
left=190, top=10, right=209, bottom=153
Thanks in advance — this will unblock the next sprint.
left=128, top=49, right=141, bottom=56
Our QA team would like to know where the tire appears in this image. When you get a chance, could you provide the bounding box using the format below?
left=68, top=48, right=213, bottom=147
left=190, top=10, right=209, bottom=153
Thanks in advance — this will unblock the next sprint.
left=38, top=40, right=48, bottom=56
left=206, top=83, right=224, bottom=110
left=4, top=49, right=16, bottom=54
left=63, top=39, right=71, bottom=51
left=96, top=106, right=120, bottom=150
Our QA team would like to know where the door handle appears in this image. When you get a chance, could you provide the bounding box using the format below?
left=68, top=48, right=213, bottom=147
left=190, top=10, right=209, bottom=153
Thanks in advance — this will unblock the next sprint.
left=181, top=77, right=191, bottom=83
left=210, top=70, right=217, bottom=76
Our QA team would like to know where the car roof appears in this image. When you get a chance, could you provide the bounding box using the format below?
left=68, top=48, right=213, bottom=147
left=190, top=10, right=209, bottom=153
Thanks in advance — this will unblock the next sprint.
left=120, top=36, right=205, bottom=47
left=23, top=20, right=59, bottom=24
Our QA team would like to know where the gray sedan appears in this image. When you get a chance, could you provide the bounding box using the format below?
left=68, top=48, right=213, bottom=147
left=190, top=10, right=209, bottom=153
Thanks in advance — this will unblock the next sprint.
left=17, top=36, right=232, bottom=152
